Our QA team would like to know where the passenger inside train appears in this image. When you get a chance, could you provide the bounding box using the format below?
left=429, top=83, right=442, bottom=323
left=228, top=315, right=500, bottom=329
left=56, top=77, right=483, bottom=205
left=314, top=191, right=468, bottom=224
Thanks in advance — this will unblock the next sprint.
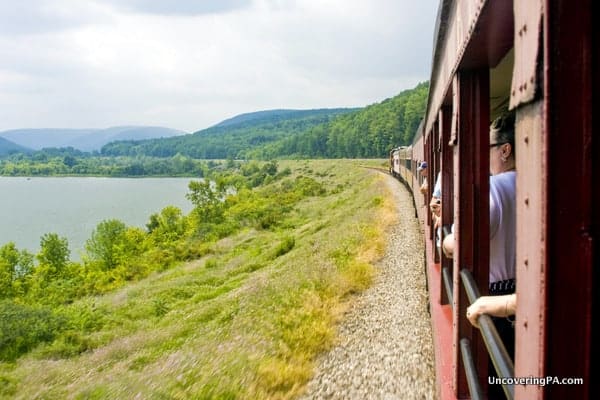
left=429, top=171, right=442, bottom=247
left=443, top=110, right=517, bottom=359
left=418, top=161, right=428, bottom=195
left=442, top=110, right=516, bottom=287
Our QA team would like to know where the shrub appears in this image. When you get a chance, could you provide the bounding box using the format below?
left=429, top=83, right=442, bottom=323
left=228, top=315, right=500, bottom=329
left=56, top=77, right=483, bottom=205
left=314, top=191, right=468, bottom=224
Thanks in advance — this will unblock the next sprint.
left=28, top=273, right=85, bottom=306
left=0, top=374, right=17, bottom=397
left=153, top=297, right=169, bottom=317
left=273, top=236, right=295, bottom=258
left=147, top=206, right=187, bottom=244
left=60, top=299, right=107, bottom=333
left=294, top=176, right=326, bottom=196
left=145, top=248, right=176, bottom=271
left=0, top=300, right=64, bottom=361
left=36, top=330, right=93, bottom=359
left=175, top=240, right=213, bottom=261
left=276, top=167, right=292, bottom=179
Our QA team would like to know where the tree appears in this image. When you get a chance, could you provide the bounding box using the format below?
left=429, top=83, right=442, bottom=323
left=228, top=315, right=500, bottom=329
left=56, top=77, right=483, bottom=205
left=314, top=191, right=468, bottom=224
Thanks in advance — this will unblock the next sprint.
left=147, top=206, right=187, bottom=243
left=63, top=155, right=77, bottom=168
left=0, top=243, right=34, bottom=299
left=36, top=233, right=70, bottom=280
left=186, top=180, right=225, bottom=223
left=261, top=160, right=278, bottom=176
left=85, top=219, right=127, bottom=271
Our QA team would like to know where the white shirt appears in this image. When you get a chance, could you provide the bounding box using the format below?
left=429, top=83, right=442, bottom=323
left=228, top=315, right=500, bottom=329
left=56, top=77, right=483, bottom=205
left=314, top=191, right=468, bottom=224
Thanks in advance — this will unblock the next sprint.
left=489, top=171, right=516, bottom=283
left=432, top=172, right=442, bottom=198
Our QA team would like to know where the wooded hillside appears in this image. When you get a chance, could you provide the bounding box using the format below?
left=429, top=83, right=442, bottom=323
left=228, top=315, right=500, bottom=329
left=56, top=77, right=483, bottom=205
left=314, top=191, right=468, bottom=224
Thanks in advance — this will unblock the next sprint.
left=248, top=81, right=428, bottom=159
left=101, top=109, right=356, bottom=159
left=100, top=81, right=428, bottom=160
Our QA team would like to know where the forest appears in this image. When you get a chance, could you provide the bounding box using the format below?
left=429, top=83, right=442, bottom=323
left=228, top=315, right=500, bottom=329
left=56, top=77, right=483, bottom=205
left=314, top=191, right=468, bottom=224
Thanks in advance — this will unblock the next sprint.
left=247, top=81, right=428, bottom=159
left=100, top=108, right=356, bottom=159
left=101, top=82, right=428, bottom=160
left=0, top=150, right=209, bottom=177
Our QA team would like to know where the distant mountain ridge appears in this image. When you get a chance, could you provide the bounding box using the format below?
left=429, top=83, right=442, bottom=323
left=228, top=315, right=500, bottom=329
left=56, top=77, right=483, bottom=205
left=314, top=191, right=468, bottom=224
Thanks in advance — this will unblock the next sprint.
left=212, top=109, right=358, bottom=129
left=0, top=136, right=31, bottom=156
left=0, top=126, right=188, bottom=152
left=99, top=82, right=429, bottom=159
left=101, top=108, right=358, bottom=159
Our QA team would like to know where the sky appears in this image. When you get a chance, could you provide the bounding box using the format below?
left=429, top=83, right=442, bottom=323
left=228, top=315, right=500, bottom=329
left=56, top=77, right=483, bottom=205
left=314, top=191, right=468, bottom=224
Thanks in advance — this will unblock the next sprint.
left=0, top=0, right=438, bottom=133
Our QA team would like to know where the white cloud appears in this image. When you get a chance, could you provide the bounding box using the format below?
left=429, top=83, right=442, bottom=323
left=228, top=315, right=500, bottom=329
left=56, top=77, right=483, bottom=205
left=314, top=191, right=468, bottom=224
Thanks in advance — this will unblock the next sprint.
left=0, top=0, right=438, bottom=133
left=100, top=0, right=253, bottom=16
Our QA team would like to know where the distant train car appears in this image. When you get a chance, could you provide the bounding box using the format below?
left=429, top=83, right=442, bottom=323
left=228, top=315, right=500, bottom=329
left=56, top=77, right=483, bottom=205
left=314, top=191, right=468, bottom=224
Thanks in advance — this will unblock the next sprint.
left=390, top=1, right=597, bottom=399
left=389, top=146, right=411, bottom=182
left=389, top=147, right=401, bottom=177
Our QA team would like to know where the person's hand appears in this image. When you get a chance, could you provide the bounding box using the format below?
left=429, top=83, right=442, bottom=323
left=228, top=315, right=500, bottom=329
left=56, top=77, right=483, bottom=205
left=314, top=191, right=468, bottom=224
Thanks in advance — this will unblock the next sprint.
left=433, top=214, right=441, bottom=229
left=466, top=299, right=487, bottom=328
left=466, top=295, right=516, bottom=328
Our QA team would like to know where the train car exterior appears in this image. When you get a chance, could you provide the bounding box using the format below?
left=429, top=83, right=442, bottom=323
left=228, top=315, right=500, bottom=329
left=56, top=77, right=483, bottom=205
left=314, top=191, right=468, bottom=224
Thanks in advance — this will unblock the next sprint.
left=391, top=1, right=597, bottom=399
left=389, top=147, right=402, bottom=177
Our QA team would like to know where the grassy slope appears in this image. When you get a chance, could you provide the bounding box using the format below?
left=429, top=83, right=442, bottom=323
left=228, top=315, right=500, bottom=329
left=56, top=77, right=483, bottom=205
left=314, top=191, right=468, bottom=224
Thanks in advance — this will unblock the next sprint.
left=0, top=159, right=397, bottom=400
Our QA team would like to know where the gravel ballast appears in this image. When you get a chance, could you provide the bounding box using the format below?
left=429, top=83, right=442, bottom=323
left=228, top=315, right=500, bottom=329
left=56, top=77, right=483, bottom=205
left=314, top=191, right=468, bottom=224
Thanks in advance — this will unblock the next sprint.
left=300, top=173, right=436, bottom=400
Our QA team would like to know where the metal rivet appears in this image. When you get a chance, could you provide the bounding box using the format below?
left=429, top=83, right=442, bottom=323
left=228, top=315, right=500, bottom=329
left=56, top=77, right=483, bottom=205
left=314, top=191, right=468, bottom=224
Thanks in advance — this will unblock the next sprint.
left=523, top=83, right=528, bottom=90
left=512, top=90, right=516, bottom=96
left=523, top=319, right=528, bottom=328
left=524, top=258, right=529, bottom=266
left=524, top=135, right=529, bottom=144
left=530, top=77, right=535, bottom=84
left=524, top=197, right=529, bottom=206
left=523, top=24, right=527, bottom=33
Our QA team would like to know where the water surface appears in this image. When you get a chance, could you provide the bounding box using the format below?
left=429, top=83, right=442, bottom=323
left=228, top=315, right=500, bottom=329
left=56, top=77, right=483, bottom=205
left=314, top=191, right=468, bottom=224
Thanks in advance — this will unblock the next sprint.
left=0, top=177, right=195, bottom=259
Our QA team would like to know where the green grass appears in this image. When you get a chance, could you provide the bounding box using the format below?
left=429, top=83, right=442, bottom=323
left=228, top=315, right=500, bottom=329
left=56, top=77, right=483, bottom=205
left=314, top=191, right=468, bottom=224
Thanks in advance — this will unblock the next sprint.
left=0, top=159, right=398, bottom=400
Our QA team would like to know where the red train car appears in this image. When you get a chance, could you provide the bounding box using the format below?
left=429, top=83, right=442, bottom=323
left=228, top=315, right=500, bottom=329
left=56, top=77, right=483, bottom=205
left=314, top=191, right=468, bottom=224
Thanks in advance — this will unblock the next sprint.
left=392, top=1, right=597, bottom=398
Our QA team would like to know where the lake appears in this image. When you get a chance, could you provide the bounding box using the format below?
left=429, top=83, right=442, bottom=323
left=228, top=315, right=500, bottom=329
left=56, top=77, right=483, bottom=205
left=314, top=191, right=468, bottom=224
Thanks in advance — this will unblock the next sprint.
left=0, top=177, right=195, bottom=260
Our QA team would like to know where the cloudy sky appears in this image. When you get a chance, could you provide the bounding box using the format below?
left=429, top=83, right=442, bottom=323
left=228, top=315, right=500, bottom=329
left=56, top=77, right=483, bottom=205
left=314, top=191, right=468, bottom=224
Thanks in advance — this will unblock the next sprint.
left=0, top=0, right=438, bottom=133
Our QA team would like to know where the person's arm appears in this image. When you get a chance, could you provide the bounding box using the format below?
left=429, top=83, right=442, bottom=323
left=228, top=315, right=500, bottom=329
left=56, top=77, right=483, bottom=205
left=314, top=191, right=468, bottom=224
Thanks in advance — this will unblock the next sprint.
left=429, top=197, right=441, bottom=216
left=432, top=171, right=441, bottom=198
left=420, top=178, right=428, bottom=194
left=433, top=213, right=441, bottom=229
left=466, top=294, right=517, bottom=328
left=442, top=232, right=454, bottom=258
left=489, top=178, right=500, bottom=237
